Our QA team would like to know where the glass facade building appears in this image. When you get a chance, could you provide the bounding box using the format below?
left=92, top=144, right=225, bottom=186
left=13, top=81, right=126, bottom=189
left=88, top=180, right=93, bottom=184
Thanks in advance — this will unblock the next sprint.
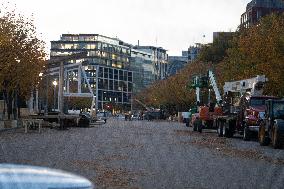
left=133, top=46, right=169, bottom=80
left=130, top=49, right=156, bottom=93
left=50, top=34, right=169, bottom=111
left=50, top=34, right=133, bottom=111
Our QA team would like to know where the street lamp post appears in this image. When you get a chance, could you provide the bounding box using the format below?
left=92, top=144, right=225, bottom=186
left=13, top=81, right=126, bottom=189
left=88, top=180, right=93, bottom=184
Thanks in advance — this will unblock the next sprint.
left=52, top=80, right=58, bottom=111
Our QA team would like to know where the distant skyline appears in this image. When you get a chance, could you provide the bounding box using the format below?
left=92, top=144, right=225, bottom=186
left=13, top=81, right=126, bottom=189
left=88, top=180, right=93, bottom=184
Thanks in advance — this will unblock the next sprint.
left=4, top=0, right=251, bottom=55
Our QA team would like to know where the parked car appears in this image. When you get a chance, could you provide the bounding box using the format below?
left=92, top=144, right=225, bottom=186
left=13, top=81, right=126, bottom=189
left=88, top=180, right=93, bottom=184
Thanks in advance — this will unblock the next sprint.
left=115, top=114, right=125, bottom=120
left=0, top=164, right=93, bottom=189
left=96, top=111, right=110, bottom=123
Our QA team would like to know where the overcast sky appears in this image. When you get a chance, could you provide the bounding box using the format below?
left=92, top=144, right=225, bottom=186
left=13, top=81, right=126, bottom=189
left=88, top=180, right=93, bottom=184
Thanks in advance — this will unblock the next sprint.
left=5, top=0, right=251, bottom=55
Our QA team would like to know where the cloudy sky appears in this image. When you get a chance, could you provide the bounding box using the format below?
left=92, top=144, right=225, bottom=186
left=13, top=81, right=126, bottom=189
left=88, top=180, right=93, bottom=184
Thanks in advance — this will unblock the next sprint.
left=4, top=0, right=251, bottom=55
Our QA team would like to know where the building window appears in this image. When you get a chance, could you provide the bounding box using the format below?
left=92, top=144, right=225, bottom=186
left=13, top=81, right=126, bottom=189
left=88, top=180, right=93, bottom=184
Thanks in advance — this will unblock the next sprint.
left=123, top=71, right=128, bottom=81
left=128, top=82, right=132, bottom=92
left=119, top=70, right=123, bottom=80
left=114, top=69, right=118, bottom=80
left=104, top=68, right=109, bottom=78
left=103, top=79, right=108, bottom=90
left=99, top=67, right=103, bottom=78
left=109, top=68, right=113, bottom=79
left=98, top=79, right=103, bottom=89
left=98, top=90, right=102, bottom=101
left=114, top=81, right=118, bottom=91
left=109, top=80, right=113, bottom=90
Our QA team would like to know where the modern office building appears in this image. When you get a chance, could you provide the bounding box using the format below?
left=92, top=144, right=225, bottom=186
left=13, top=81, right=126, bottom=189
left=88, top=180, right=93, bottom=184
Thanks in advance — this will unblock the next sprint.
left=241, top=0, right=284, bottom=28
left=188, top=43, right=202, bottom=63
left=133, top=46, right=169, bottom=80
left=49, top=34, right=169, bottom=111
left=50, top=34, right=133, bottom=111
left=167, top=53, right=188, bottom=76
left=130, top=49, right=155, bottom=93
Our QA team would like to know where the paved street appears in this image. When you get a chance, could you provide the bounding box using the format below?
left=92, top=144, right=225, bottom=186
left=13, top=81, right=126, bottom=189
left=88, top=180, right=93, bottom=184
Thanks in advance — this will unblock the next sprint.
left=0, top=119, right=284, bottom=189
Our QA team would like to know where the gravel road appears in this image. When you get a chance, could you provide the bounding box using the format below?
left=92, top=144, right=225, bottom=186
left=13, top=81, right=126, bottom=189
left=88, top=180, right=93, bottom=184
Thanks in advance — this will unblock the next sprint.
left=0, top=118, right=284, bottom=189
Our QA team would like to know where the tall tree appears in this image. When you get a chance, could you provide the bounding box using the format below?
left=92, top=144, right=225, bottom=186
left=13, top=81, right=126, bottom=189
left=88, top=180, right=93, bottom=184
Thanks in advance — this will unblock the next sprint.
left=0, top=7, right=46, bottom=119
left=218, top=13, right=284, bottom=96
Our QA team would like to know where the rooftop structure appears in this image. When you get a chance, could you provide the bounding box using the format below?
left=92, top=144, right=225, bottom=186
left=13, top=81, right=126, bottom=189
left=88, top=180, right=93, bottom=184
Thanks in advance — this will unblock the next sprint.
left=241, top=0, right=284, bottom=28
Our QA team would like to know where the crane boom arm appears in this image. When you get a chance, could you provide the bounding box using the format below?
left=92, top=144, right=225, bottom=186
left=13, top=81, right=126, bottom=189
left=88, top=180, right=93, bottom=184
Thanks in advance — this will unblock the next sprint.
left=208, top=70, right=222, bottom=104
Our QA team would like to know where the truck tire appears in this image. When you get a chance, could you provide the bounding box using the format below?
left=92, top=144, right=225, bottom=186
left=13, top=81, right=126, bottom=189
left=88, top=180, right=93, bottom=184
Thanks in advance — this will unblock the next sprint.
left=223, top=122, right=233, bottom=138
left=243, top=127, right=251, bottom=141
left=193, top=121, right=197, bottom=131
left=198, top=122, right=203, bottom=133
left=259, top=124, right=269, bottom=146
left=217, top=121, right=223, bottom=137
left=272, top=125, right=282, bottom=149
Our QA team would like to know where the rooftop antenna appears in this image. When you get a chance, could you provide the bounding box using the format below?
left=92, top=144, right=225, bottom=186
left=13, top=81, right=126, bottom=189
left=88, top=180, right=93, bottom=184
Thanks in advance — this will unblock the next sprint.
left=155, top=36, right=158, bottom=47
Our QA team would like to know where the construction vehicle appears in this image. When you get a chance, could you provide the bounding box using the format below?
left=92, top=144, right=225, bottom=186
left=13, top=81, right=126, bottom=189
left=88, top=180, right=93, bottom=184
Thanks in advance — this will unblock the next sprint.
left=134, top=99, right=165, bottom=120
left=189, top=70, right=223, bottom=132
left=258, top=99, right=284, bottom=149
left=214, top=75, right=277, bottom=139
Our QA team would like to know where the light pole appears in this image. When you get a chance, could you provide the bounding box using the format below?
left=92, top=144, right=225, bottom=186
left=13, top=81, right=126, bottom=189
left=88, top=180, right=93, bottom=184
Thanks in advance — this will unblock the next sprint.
left=52, top=80, right=58, bottom=111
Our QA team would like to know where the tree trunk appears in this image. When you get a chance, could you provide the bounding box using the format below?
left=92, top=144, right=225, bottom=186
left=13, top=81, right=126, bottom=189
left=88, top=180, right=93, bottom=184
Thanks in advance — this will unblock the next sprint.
left=13, top=91, right=17, bottom=120
left=2, top=90, right=6, bottom=119
left=7, top=92, right=13, bottom=120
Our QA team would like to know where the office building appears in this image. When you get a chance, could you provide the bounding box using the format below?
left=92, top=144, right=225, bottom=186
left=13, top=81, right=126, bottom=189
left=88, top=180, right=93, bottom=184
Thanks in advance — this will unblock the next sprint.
left=167, top=52, right=188, bottom=76
left=188, top=43, right=202, bottom=63
left=50, top=34, right=133, bottom=111
left=241, top=0, right=284, bottom=28
left=133, top=46, right=169, bottom=80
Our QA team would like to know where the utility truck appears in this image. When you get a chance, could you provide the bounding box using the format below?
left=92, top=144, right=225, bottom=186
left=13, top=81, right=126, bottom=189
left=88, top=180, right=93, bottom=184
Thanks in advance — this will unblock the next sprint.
left=214, top=75, right=277, bottom=140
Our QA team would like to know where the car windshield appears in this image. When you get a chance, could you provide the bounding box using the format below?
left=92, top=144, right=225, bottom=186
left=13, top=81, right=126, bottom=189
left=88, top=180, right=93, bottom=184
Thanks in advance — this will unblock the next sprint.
left=273, top=102, right=284, bottom=118
left=250, top=98, right=266, bottom=106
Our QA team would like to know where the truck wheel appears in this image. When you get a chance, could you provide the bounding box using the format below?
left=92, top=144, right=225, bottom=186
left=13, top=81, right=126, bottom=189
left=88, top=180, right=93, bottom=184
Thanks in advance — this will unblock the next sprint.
left=223, top=128, right=228, bottom=137
left=217, top=121, right=223, bottom=137
left=193, top=121, right=197, bottom=131
left=223, top=122, right=232, bottom=138
left=243, top=127, right=251, bottom=141
left=259, top=124, right=269, bottom=146
left=272, top=125, right=282, bottom=149
left=198, top=123, right=203, bottom=133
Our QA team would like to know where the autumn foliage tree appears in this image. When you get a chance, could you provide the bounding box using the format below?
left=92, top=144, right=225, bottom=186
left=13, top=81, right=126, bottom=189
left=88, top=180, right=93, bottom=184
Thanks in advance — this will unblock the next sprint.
left=0, top=7, right=46, bottom=119
left=219, top=13, right=284, bottom=96
left=137, top=13, right=284, bottom=113
left=135, top=61, right=213, bottom=113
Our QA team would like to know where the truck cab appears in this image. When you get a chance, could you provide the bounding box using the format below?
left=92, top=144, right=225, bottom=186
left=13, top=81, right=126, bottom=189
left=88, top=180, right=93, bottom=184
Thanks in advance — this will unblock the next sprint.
left=258, top=99, right=284, bottom=148
left=241, top=95, right=278, bottom=140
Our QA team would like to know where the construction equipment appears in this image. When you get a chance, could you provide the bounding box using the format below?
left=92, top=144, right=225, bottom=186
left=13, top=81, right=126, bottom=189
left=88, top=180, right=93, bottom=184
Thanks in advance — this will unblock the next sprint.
left=214, top=75, right=278, bottom=139
left=133, top=99, right=166, bottom=120
left=258, top=99, right=284, bottom=149
left=134, top=99, right=153, bottom=111
left=189, top=70, right=223, bottom=132
left=35, top=51, right=101, bottom=128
